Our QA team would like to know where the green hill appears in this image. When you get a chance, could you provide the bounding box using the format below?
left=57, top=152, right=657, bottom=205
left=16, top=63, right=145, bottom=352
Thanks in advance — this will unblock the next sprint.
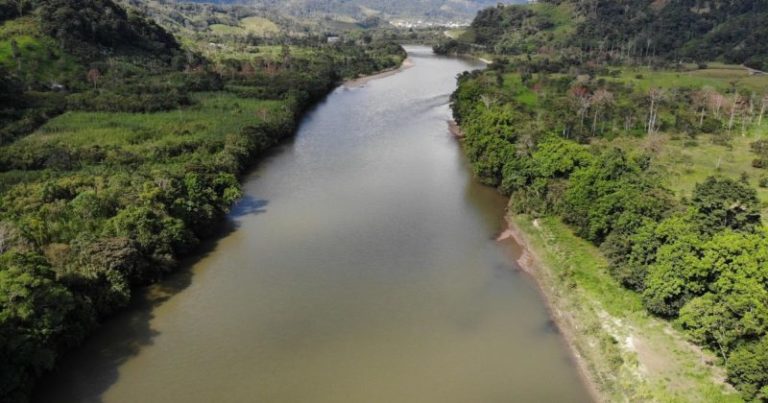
left=177, top=0, right=529, bottom=22
left=0, top=0, right=189, bottom=144
left=439, top=0, right=768, bottom=70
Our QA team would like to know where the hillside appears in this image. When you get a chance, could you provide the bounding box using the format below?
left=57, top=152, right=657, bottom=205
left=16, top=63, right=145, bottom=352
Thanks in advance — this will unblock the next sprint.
left=438, top=0, right=768, bottom=70
left=176, top=0, right=529, bottom=23
left=0, top=0, right=187, bottom=144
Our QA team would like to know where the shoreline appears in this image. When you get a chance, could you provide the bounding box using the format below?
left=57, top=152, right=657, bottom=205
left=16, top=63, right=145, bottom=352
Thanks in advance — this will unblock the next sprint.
left=25, top=58, right=415, bottom=402
left=343, top=57, right=414, bottom=88
left=497, top=218, right=605, bottom=403
left=448, top=119, right=464, bottom=138
left=498, top=214, right=738, bottom=402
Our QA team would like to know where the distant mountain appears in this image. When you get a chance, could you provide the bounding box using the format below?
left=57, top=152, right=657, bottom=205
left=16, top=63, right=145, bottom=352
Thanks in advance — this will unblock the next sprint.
left=177, top=0, right=530, bottom=22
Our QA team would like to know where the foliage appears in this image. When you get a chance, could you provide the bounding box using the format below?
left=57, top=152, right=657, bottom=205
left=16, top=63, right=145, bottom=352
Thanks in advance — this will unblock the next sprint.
left=452, top=54, right=768, bottom=400
left=0, top=252, right=84, bottom=401
left=437, top=1, right=768, bottom=70
left=0, top=0, right=406, bottom=400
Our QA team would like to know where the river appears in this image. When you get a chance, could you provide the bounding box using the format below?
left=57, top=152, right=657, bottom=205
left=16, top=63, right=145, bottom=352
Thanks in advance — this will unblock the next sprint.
left=33, top=46, right=591, bottom=403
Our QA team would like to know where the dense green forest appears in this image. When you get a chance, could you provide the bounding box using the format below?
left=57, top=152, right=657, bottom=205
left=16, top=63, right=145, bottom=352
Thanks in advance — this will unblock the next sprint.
left=448, top=0, right=768, bottom=400
left=436, top=0, right=768, bottom=71
left=0, top=0, right=404, bottom=400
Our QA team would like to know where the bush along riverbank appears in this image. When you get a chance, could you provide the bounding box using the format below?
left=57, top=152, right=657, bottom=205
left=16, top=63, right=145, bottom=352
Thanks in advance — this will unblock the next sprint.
left=0, top=1, right=406, bottom=398
left=450, top=58, right=768, bottom=401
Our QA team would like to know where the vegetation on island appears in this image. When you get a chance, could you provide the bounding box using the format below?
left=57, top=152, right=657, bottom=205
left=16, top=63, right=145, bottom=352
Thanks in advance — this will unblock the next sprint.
left=446, top=0, right=768, bottom=400
left=0, top=0, right=404, bottom=401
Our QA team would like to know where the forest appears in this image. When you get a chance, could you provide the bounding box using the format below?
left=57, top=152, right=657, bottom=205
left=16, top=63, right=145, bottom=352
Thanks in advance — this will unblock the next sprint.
left=0, top=0, right=405, bottom=401
left=437, top=0, right=768, bottom=71
left=447, top=1, right=768, bottom=400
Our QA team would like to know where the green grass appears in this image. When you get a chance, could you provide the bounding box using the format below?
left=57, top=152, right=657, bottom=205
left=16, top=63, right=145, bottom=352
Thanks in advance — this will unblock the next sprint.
left=240, top=16, right=280, bottom=36
left=605, top=67, right=768, bottom=93
left=200, top=44, right=315, bottom=63
left=513, top=215, right=742, bottom=402
left=1, top=93, right=287, bottom=178
left=601, top=130, right=768, bottom=223
left=530, top=1, right=578, bottom=42
left=444, top=29, right=466, bottom=40
left=501, top=73, right=540, bottom=106
left=26, top=92, right=281, bottom=145
left=208, top=17, right=280, bottom=37
left=209, top=24, right=246, bottom=35
left=0, top=17, right=81, bottom=83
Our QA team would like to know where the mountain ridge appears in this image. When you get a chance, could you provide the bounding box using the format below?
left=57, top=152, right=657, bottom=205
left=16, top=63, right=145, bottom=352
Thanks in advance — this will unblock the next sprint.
left=174, top=0, right=530, bottom=23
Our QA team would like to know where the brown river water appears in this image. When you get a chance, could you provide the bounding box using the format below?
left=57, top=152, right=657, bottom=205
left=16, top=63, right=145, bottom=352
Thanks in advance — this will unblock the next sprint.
left=33, top=46, right=592, bottom=403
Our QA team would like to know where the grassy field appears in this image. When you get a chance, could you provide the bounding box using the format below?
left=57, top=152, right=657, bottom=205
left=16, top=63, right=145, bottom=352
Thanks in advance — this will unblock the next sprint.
left=240, top=16, right=280, bottom=36
left=17, top=93, right=282, bottom=147
left=0, top=17, right=80, bottom=83
left=512, top=215, right=742, bottom=402
left=0, top=92, right=287, bottom=185
left=606, top=66, right=768, bottom=94
left=598, top=129, right=768, bottom=224
left=500, top=73, right=540, bottom=106
left=530, top=1, right=578, bottom=43
left=444, top=28, right=466, bottom=40
left=197, top=44, right=315, bottom=64
left=209, top=24, right=246, bottom=35
left=208, top=17, right=280, bottom=37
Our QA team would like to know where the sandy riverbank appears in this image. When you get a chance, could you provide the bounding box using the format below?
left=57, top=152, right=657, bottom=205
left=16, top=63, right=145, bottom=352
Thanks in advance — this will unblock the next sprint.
left=448, top=120, right=464, bottom=138
left=343, top=57, right=414, bottom=88
left=497, top=219, right=605, bottom=403
left=498, top=214, right=738, bottom=402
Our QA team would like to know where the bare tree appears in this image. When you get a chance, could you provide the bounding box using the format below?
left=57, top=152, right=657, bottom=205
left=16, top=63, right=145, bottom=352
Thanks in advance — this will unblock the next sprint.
left=693, top=87, right=715, bottom=127
left=86, top=68, right=102, bottom=88
left=11, top=0, right=27, bottom=17
left=647, top=88, right=665, bottom=135
left=10, top=39, right=20, bottom=72
left=570, top=86, right=591, bottom=131
left=590, top=89, right=614, bottom=135
left=760, top=94, right=768, bottom=127
left=727, top=94, right=741, bottom=131
left=480, top=94, right=499, bottom=109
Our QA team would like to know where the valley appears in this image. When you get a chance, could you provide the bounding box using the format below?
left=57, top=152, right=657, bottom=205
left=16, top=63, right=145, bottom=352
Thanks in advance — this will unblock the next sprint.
left=1, top=0, right=768, bottom=402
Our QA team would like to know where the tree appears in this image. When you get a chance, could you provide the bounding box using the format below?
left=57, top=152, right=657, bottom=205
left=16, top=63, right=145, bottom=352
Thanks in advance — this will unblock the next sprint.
left=11, top=0, right=27, bottom=17
left=562, top=148, right=671, bottom=243
left=728, top=337, right=768, bottom=400
left=86, top=68, right=101, bottom=88
left=0, top=252, right=78, bottom=399
left=642, top=230, right=704, bottom=317
left=691, top=176, right=761, bottom=234
left=646, top=88, right=665, bottom=135
left=590, top=88, right=614, bottom=135
left=569, top=85, right=591, bottom=131
left=9, top=39, right=20, bottom=72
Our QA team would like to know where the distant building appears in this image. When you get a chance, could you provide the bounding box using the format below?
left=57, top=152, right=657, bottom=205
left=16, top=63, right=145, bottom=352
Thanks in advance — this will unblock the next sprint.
left=327, top=36, right=341, bottom=44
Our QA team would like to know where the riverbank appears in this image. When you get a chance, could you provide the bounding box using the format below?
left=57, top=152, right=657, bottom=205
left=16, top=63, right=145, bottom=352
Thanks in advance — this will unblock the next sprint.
left=31, top=46, right=593, bottom=403
left=9, top=45, right=410, bottom=402
left=344, top=57, right=414, bottom=88
left=502, top=214, right=742, bottom=402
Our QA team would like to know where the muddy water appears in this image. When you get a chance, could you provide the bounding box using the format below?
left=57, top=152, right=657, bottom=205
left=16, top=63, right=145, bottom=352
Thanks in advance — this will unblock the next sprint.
left=34, top=46, right=591, bottom=403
